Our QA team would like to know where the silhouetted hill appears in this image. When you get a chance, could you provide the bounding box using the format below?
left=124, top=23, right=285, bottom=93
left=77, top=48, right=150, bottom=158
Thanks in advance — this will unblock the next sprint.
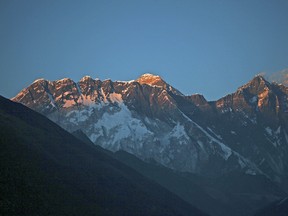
left=0, top=95, right=207, bottom=216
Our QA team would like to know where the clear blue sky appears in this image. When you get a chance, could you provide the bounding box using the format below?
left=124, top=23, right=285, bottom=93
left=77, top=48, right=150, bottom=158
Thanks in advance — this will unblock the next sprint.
left=0, top=0, right=288, bottom=100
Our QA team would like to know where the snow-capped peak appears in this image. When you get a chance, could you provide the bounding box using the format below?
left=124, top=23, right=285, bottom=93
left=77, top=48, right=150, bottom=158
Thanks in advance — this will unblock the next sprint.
left=236, top=74, right=270, bottom=94
left=139, top=73, right=161, bottom=78
left=79, top=76, right=93, bottom=82
left=56, top=78, right=73, bottom=83
left=136, top=73, right=166, bottom=87
left=137, top=73, right=162, bottom=80
left=32, top=78, right=46, bottom=84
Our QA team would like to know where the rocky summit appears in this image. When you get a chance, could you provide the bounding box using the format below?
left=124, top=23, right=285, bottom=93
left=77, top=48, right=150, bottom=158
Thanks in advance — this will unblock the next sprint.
left=12, top=74, right=288, bottom=188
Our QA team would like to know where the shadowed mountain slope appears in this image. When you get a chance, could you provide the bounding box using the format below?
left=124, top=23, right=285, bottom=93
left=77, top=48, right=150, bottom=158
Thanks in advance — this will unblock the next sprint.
left=73, top=130, right=287, bottom=216
left=0, top=95, right=207, bottom=216
left=254, top=197, right=288, bottom=216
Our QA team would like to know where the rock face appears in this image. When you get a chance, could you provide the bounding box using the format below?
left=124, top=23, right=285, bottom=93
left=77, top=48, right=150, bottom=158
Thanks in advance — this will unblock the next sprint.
left=12, top=74, right=288, bottom=186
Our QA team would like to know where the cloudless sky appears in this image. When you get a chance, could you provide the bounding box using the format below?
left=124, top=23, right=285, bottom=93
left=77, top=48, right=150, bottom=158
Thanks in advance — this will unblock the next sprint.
left=0, top=0, right=288, bottom=100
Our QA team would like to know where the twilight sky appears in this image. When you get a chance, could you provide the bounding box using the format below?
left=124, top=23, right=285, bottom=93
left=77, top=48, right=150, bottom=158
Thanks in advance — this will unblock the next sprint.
left=0, top=0, right=288, bottom=100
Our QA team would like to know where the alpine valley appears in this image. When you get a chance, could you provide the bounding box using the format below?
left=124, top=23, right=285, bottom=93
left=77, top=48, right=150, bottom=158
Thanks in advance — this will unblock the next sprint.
left=10, top=73, right=288, bottom=215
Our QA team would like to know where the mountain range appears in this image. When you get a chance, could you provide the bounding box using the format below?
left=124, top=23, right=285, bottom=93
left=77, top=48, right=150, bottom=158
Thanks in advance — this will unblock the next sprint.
left=12, top=74, right=288, bottom=185
left=7, top=73, right=288, bottom=215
